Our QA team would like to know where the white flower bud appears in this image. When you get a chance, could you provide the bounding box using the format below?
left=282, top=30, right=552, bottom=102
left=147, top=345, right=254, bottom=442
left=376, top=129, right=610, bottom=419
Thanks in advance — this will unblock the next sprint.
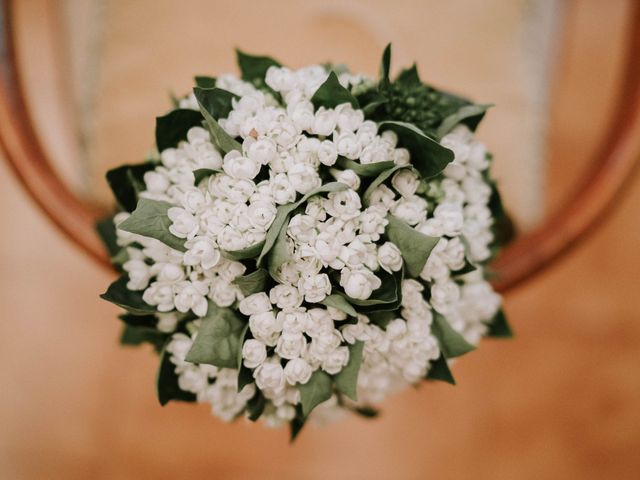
left=123, top=259, right=151, bottom=290
left=217, top=225, right=247, bottom=251
left=246, top=137, right=277, bottom=165
left=434, top=203, right=464, bottom=236
left=391, top=169, right=420, bottom=197
left=298, top=273, right=332, bottom=303
left=254, top=359, right=285, bottom=391
left=330, top=168, right=360, bottom=190
left=358, top=205, right=388, bottom=241
left=174, top=280, right=209, bottom=316
left=222, top=151, right=261, bottom=179
left=184, top=236, right=220, bottom=270
left=287, top=214, right=317, bottom=244
left=239, top=292, right=272, bottom=316
left=284, top=358, right=313, bottom=385
left=144, top=170, right=170, bottom=194
left=278, top=309, right=311, bottom=334
left=166, top=332, right=192, bottom=363
left=335, top=103, right=364, bottom=132
left=265, top=66, right=297, bottom=92
left=208, top=280, right=238, bottom=308
left=368, top=184, right=395, bottom=209
left=312, top=107, right=337, bottom=136
left=271, top=173, right=297, bottom=205
left=393, top=148, right=411, bottom=165
left=246, top=200, right=277, bottom=231
left=390, top=196, right=427, bottom=225
left=317, top=139, right=338, bottom=166
left=305, top=197, right=327, bottom=221
left=324, top=189, right=361, bottom=220
left=168, top=207, right=200, bottom=240
left=156, top=312, right=179, bottom=333
left=269, top=284, right=303, bottom=309
left=321, top=346, right=350, bottom=374
left=178, top=367, right=208, bottom=393
left=377, top=242, right=403, bottom=273
left=249, top=310, right=282, bottom=346
left=242, top=339, right=267, bottom=368
left=340, top=268, right=381, bottom=300
left=180, top=187, right=207, bottom=213
left=275, top=331, right=307, bottom=359
left=288, top=163, right=321, bottom=194
left=334, top=131, right=361, bottom=159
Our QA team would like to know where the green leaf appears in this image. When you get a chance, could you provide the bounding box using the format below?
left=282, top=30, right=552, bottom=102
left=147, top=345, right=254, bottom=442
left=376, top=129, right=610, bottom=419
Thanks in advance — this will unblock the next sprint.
left=426, top=354, right=456, bottom=385
left=451, top=258, right=477, bottom=276
left=436, top=104, right=493, bottom=139
left=379, top=43, right=392, bottom=89
left=487, top=178, right=516, bottom=251
left=233, top=269, right=269, bottom=296
left=157, top=344, right=197, bottom=406
left=194, top=75, right=216, bottom=88
left=193, top=168, right=219, bottom=186
left=362, top=164, right=411, bottom=206
left=185, top=304, right=245, bottom=368
left=118, top=313, right=157, bottom=328
left=110, top=247, right=129, bottom=267
left=359, top=91, right=388, bottom=115
left=96, top=216, right=120, bottom=257
left=395, top=63, right=421, bottom=87
left=236, top=323, right=254, bottom=392
left=237, top=366, right=254, bottom=393
left=266, top=218, right=291, bottom=280
left=385, top=214, right=440, bottom=277
left=246, top=391, right=266, bottom=421
left=237, top=323, right=250, bottom=368
left=236, top=49, right=282, bottom=83
left=352, top=405, right=379, bottom=418
left=289, top=405, right=306, bottom=442
left=487, top=308, right=513, bottom=338
left=319, top=294, right=357, bottom=317
left=257, top=182, right=348, bottom=266
left=106, top=163, right=156, bottom=212
left=367, top=310, right=395, bottom=329
left=336, top=157, right=396, bottom=177
left=334, top=341, right=364, bottom=401
left=298, top=370, right=333, bottom=417
left=431, top=313, right=476, bottom=358
left=100, top=275, right=156, bottom=315
left=257, top=206, right=292, bottom=267
left=155, top=108, right=204, bottom=152
left=117, top=198, right=186, bottom=252
left=193, top=87, right=241, bottom=154
left=222, top=240, right=266, bottom=261
left=378, top=121, right=454, bottom=178
left=192, top=87, right=238, bottom=120
left=120, top=324, right=166, bottom=352
left=310, top=71, right=359, bottom=110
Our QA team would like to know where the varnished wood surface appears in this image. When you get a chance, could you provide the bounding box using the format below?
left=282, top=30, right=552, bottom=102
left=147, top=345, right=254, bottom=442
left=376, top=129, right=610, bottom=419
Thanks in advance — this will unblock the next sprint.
left=1, top=149, right=639, bottom=480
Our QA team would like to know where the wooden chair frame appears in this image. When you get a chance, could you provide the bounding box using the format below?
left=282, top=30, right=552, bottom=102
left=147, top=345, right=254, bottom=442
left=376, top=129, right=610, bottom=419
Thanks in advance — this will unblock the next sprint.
left=1, top=0, right=639, bottom=293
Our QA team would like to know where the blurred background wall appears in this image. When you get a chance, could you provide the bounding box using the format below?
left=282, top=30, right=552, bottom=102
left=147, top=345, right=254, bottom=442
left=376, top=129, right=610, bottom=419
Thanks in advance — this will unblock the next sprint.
left=1, top=0, right=639, bottom=478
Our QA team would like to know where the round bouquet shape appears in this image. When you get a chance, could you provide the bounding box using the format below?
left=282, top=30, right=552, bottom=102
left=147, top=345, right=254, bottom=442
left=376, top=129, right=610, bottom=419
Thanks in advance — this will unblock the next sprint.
left=100, top=45, right=512, bottom=439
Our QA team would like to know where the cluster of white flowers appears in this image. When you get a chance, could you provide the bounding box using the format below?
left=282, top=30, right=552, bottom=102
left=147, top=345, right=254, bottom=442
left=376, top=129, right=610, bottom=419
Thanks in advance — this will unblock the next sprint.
left=110, top=61, right=504, bottom=428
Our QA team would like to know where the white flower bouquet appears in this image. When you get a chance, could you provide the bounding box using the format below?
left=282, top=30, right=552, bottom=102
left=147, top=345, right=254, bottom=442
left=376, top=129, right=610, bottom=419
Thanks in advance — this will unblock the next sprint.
left=99, top=45, right=513, bottom=439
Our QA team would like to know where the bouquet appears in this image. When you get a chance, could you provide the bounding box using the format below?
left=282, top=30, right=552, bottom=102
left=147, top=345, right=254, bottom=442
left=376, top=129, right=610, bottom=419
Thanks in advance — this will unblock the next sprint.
left=99, top=45, right=513, bottom=439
